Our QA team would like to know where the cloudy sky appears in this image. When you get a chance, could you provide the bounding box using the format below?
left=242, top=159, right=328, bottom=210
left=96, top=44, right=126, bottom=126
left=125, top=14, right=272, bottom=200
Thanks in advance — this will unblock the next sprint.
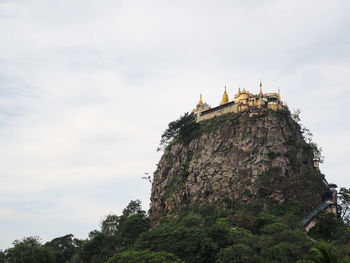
left=0, top=0, right=349, bottom=249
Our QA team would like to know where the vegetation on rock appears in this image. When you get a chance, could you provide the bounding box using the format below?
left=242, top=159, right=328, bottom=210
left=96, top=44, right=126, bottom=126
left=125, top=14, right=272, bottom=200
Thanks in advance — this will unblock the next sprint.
left=158, top=113, right=199, bottom=151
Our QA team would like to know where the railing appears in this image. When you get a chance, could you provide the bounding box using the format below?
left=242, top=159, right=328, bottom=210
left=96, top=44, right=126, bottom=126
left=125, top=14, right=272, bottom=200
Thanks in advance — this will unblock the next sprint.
left=300, top=201, right=334, bottom=226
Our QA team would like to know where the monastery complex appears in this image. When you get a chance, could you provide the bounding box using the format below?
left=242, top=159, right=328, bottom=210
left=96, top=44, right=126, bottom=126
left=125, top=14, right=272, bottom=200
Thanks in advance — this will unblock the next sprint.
left=193, top=81, right=286, bottom=122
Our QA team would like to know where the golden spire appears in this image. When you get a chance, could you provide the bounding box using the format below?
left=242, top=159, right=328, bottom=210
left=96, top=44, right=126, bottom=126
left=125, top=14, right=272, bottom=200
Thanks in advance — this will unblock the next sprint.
left=198, top=93, right=203, bottom=105
left=259, top=80, right=263, bottom=96
left=238, top=87, right=241, bottom=94
left=221, top=86, right=229, bottom=105
left=193, top=93, right=204, bottom=113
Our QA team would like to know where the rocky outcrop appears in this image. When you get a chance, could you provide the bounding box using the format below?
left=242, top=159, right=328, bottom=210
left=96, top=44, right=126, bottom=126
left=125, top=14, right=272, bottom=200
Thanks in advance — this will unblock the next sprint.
left=150, top=109, right=324, bottom=221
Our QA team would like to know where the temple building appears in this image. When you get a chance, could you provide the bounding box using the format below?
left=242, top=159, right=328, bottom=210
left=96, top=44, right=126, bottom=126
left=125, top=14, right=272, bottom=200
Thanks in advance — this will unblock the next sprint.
left=193, top=81, right=286, bottom=122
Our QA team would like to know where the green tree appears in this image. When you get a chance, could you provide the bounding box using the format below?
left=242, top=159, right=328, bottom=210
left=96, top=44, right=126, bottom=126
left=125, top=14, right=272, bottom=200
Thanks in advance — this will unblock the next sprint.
left=44, top=234, right=80, bottom=263
left=88, top=229, right=101, bottom=240
left=100, top=200, right=145, bottom=238
left=260, top=222, right=312, bottom=262
left=120, top=213, right=151, bottom=247
left=101, top=214, right=120, bottom=236
left=5, top=236, right=56, bottom=263
left=80, top=232, right=119, bottom=263
left=135, top=223, right=211, bottom=263
left=291, top=108, right=301, bottom=123
left=307, top=241, right=340, bottom=263
left=158, top=112, right=199, bottom=150
left=262, top=242, right=307, bottom=263
left=207, top=219, right=232, bottom=247
left=309, top=211, right=339, bottom=241
left=80, top=200, right=150, bottom=263
left=122, top=199, right=142, bottom=218
left=291, top=108, right=324, bottom=162
left=216, top=244, right=258, bottom=263
left=338, top=187, right=350, bottom=225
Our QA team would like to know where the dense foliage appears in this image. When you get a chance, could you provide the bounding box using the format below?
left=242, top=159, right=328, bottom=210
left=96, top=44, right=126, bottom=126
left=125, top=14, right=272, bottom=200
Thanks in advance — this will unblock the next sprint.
left=158, top=112, right=199, bottom=151
left=3, top=237, right=56, bottom=263
left=2, top=198, right=350, bottom=263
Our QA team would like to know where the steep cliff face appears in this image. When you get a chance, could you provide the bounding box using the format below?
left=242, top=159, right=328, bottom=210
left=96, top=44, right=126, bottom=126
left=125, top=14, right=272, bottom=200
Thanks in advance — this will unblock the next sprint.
left=150, top=109, right=324, bottom=221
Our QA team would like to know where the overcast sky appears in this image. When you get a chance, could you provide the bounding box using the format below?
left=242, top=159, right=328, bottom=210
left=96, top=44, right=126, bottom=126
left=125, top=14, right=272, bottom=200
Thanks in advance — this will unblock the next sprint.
left=0, top=0, right=349, bottom=249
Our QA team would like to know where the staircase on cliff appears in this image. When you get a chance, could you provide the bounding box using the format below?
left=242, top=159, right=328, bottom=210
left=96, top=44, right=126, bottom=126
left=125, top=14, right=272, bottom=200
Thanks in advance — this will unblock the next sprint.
left=301, top=183, right=338, bottom=229
left=301, top=201, right=333, bottom=226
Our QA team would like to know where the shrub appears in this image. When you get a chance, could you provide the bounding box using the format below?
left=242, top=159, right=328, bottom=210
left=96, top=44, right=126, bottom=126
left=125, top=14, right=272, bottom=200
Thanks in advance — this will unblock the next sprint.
left=106, top=250, right=183, bottom=263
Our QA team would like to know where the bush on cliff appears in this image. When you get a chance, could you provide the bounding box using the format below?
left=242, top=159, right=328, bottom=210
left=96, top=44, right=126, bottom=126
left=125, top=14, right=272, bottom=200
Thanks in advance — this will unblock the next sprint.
left=159, top=112, right=199, bottom=150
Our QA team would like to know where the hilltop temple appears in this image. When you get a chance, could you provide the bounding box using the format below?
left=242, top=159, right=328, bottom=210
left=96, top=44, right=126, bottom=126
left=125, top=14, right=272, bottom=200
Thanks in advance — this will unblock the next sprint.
left=193, top=81, right=286, bottom=122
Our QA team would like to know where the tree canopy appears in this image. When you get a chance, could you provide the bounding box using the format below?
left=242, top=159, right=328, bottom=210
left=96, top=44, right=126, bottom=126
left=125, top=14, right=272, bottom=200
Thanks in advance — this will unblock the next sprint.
left=158, top=112, right=199, bottom=150
left=3, top=198, right=350, bottom=263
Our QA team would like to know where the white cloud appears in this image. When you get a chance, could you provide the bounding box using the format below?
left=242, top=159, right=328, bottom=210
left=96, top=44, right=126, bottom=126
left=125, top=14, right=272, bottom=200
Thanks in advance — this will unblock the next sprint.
left=0, top=0, right=349, bottom=249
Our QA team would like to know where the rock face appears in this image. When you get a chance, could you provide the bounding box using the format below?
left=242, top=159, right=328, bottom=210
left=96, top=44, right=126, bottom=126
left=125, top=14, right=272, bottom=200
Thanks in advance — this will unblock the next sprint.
left=150, top=109, right=324, bottom=221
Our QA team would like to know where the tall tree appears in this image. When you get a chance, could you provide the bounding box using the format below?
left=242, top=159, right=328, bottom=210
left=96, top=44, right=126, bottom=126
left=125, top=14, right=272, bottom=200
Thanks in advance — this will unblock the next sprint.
left=122, top=200, right=142, bottom=218
left=101, top=214, right=120, bottom=236
left=5, top=236, right=56, bottom=263
left=44, top=234, right=80, bottom=263
left=338, top=187, right=350, bottom=225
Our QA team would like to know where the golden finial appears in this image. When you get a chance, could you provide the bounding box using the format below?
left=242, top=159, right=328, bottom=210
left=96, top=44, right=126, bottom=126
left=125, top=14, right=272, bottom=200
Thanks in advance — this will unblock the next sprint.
left=198, top=93, right=203, bottom=105
left=278, top=88, right=280, bottom=98
left=238, top=87, right=241, bottom=94
left=242, top=88, right=246, bottom=93
left=221, top=86, right=229, bottom=105
left=259, top=81, right=263, bottom=96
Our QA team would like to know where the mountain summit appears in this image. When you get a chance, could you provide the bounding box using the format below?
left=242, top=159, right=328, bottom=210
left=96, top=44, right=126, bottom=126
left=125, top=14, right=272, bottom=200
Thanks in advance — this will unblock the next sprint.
left=150, top=109, right=324, bottom=221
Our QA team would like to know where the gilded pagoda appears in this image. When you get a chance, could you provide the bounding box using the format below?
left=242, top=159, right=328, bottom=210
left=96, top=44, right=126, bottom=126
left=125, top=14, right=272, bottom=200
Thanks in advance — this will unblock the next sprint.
left=193, top=81, right=286, bottom=122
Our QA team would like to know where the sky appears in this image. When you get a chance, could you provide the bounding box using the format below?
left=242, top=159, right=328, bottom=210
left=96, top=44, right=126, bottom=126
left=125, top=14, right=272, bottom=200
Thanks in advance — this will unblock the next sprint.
left=0, top=0, right=350, bottom=249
